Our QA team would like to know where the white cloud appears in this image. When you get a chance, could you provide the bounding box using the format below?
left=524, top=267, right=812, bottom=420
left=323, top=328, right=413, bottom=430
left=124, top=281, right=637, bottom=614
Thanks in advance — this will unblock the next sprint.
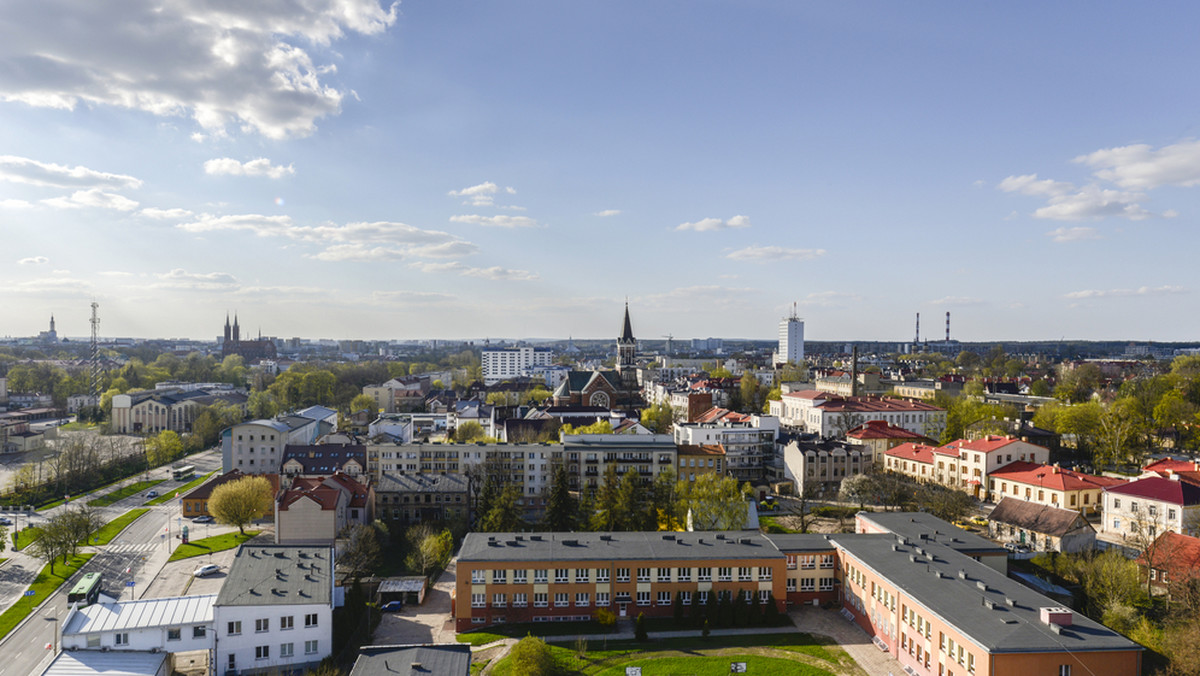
left=1076, top=139, right=1200, bottom=190
left=308, top=244, right=408, bottom=262
left=798, top=291, right=862, bottom=307
left=726, top=246, right=825, bottom=262
left=505, top=187, right=516, bottom=195
left=928, top=296, right=985, bottom=307
left=1064, top=285, right=1187, bottom=300
left=1047, top=226, right=1101, bottom=243
left=448, top=182, right=498, bottom=206
left=42, top=188, right=139, bottom=211
left=151, top=268, right=238, bottom=290
left=412, top=261, right=538, bottom=281
left=371, top=290, right=456, bottom=305
left=0, top=155, right=142, bottom=189
left=0, top=1, right=398, bottom=139
left=98, top=270, right=134, bottom=277
left=676, top=215, right=751, bottom=232
left=1031, top=185, right=1152, bottom=221
left=0, top=199, right=33, bottom=209
left=140, top=207, right=194, bottom=219
left=11, top=276, right=94, bottom=295
left=450, top=214, right=538, bottom=228
left=17, top=256, right=48, bottom=265
left=177, top=213, right=297, bottom=237
left=203, top=157, right=295, bottom=179
left=997, top=174, right=1073, bottom=198
left=595, top=209, right=621, bottom=217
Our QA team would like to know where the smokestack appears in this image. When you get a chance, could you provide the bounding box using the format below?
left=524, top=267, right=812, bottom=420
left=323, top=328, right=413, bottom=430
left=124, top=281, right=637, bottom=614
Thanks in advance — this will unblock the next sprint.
left=946, top=311, right=951, bottom=342
left=915, top=312, right=920, bottom=344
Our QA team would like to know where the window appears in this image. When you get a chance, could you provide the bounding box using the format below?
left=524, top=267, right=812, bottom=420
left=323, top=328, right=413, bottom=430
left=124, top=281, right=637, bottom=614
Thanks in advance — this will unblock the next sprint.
left=534, top=593, right=549, bottom=608
left=305, top=640, right=318, bottom=655
left=280, top=642, right=294, bottom=658
left=637, top=567, right=651, bottom=582
left=787, top=578, right=797, bottom=592
left=820, top=554, right=834, bottom=569
left=786, top=554, right=797, bottom=569
left=280, top=615, right=293, bottom=630
left=228, top=655, right=236, bottom=671
left=758, top=566, right=772, bottom=581
left=637, top=591, right=651, bottom=606
left=471, top=570, right=486, bottom=584
left=535, top=569, right=548, bottom=583
left=596, top=568, right=610, bottom=583
left=677, top=567, right=691, bottom=582
left=681, top=591, right=692, bottom=605
left=576, top=568, right=590, bottom=583
left=513, top=593, right=528, bottom=607
left=305, top=614, right=318, bottom=628
left=256, top=618, right=269, bottom=633
left=698, top=591, right=709, bottom=605
left=556, top=568, right=570, bottom=583
left=167, top=628, right=181, bottom=641
left=575, top=593, right=590, bottom=607
left=493, top=593, right=507, bottom=607
left=1113, top=498, right=1121, bottom=509
left=596, top=592, right=610, bottom=607
left=697, top=567, right=712, bottom=582
left=1058, top=666, right=1071, bottom=676
left=256, top=646, right=270, bottom=660
left=1170, top=508, right=1178, bottom=520
left=616, top=568, right=630, bottom=582
left=819, top=578, right=834, bottom=591
left=657, top=591, right=672, bottom=605
left=493, top=569, right=507, bottom=584
left=193, top=626, right=206, bottom=639
left=513, top=569, right=527, bottom=584
left=801, top=578, right=815, bottom=592
left=555, top=593, right=569, bottom=607
left=228, top=621, right=242, bottom=636
left=800, top=555, right=816, bottom=569
left=738, top=567, right=752, bottom=581
left=114, top=633, right=129, bottom=646
left=471, top=593, right=486, bottom=608
left=717, top=567, right=732, bottom=582
left=657, top=567, right=671, bottom=581
left=1131, top=501, right=1139, bottom=512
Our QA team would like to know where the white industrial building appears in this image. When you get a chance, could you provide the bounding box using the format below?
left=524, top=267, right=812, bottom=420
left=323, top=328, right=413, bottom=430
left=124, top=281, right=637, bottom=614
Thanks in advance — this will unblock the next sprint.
left=62, top=594, right=215, bottom=653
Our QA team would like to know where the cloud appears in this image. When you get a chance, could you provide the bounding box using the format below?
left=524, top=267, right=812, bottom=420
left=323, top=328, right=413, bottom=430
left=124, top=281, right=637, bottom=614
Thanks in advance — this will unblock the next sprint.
left=204, top=157, right=295, bottom=179
left=448, top=182, right=498, bottom=206
left=0, top=199, right=33, bottom=209
left=17, top=256, right=48, bottom=265
left=676, top=215, right=751, bottom=232
left=1031, top=185, right=1152, bottom=221
left=1076, top=139, right=1200, bottom=190
left=42, top=188, right=139, bottom=211
left=151, top=268, right=239, bottom=290
left=927, top=296, right=986, bottom=307
left=595, top=209, right=621, bottom=217
left=412, top=261, right=538, bottom=281
left=1064, top=285, right=1187, bottom=300
left=0, top=155, right=142, bottom=189
left=140, top=207, right=194, bottom=219
left=450, top=214, right=538, bottom=228
left=726, top=246, right=825, bottom=262
left=798, top=291, right=862, bottom=307
left=371, top=290, right=456, bottom=305
left=308, top=244, right=409, bottom=262
left=10, top=276, right=94, bottom=295
left=98, top=270, right=134, bottom=277
left=1047, top=226, right=1101, bottom=243
left=997, top=174, right=1074, bottom=198
left=0, top=1, right=398, bottom=139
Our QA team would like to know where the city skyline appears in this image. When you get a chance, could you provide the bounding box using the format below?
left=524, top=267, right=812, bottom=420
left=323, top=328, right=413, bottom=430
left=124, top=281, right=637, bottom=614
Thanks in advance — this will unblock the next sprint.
left=4, top=3, right=1200, bottom=342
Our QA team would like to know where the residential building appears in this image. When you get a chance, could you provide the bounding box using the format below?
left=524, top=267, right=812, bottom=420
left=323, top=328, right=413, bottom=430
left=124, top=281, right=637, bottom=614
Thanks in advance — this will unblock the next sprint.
left=775, top=311, right=804, bottom=367
left=782, top=439, right=868, bottom=496
left=813, top=370, right=887, bottom=397
left=884, top=437, right=1051, bottom=500
left=675, top=444, right=726, bottom=482
left=62, top=594, right=215, bottom=653
left=375, top=472, right=470, bottom=526
left=563, top=434, right=676, bottom=490
left=362, top=377, right=429, bottom=414
left=1141, top=458, right=1200, bottom=477
left=844, top=420, right=931, bottom=466
left=214, top=545, right=335, bottom=675
left=482, top=346, right=554, bottom=385
left=182, top=470, right=280, bottom=519
left=224, top=417, right=324, bottom=474
left=770, top=391, right=946, bottom=440
left=275, top=473, right=373, bottom=545
left=674, top=409, right=779, bottom=482
left=350, top=645, right=471, bottom=676
left=368, top=413, right=449, bottom=443
left=987, top=497, right=1097, bottom=553
left=891, top=377, right=964, bottom=400
left=987, top=461, right=1124, bottom=515
left=1102, top=474, right=1200, bottom=543
left=280, top=444, right=367, bottom=480
left=1139, top=531, right=1200, bottom=598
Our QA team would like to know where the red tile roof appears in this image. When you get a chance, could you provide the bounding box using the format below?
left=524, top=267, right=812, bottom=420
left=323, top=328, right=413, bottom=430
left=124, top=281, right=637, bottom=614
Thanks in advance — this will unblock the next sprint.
left=1138, top=531, right=1200, bottom=583
left=694, top=407, right=751, bottom=424
left=885, top=443, right=942, bottom=464
left=278, top=484, right=341, bottom=511
left=989, top=461, right=1126, bottom=491
left=1106, top=475, right=1200, bottom=506
left=847, top=420, right=927, bottom=440
left=817, top=396, right=943, bottom=413
left=1143, top=458, right=1200, bottom=476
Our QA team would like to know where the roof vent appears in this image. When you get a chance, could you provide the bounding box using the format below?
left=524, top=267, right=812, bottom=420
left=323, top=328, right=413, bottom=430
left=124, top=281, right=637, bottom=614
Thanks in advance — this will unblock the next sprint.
left=892, top=544, right=900, bottom=552
left=739, top=537, right=752, bottom=545
left=717, top=534, right=726, bottom=540
left=1005, top=597, right=1016, bottom=607
left=1039, top=607, right=1073, bottom=627
left=983, top=598, right=995, bottom=609
left=599, top=535, right=612, bottom=541
left=662, top=534, right=676, bottom=541
left=909, top=554, right=918, bottom=563
left=563, top=539, right=579, bottom=546
left=976, top=581, right=987, bottom=591
left=958, top=569, right=968, bottom=580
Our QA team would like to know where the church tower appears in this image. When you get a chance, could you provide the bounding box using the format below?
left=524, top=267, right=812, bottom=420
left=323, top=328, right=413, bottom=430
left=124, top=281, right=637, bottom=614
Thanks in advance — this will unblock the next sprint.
left=233, top=313, right=240, bottom=342
left=224, top=313, right=232, bottom=343
left=616, top=302, right=637, bottom=385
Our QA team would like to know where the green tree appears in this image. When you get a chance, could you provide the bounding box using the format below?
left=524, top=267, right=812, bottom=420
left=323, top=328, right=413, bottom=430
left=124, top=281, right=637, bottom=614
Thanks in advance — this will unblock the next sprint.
left=349, top=393, right=377, bottom=415
left=560, top=420, right=614, bottom=435
left=738, top=372, right=763, bottom=413
left=615, top=467, right=650, bottom=530
left=542, top=462, right=577, bottom=532
left=682, top=473, right=751, bottom=531
left=208, top=475, right=274, bottom=534
left=592, top=464, right=623, bottom=531
left=191, top=401, right=244, bottom=449
left=144, top=430, right=185, bottom=466
left=640, top=401, right=675, bottom=434
left=405, top=525, right=453, bottom=578
left=508, top=635, right=556, bottom=676
left=635, top=612, right=648, bottom=641
left=1055, top=363, right=1102, bottom=404
left=339, top=523, right=383, bottom=579
left=454, top=421, right=488, bottom=443
left=480, top=484, right=524, bottom=532
left=1155, top=390, right=1197, bottom=449
left=651, top=467, right=686, bottom=531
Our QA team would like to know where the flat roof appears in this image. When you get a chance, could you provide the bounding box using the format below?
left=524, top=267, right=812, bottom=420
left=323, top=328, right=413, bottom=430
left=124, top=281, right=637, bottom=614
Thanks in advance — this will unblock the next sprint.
left=63, top=594, right=215, bottom=635
left=40, top=650, right=167, bottom=676
left=762, top=533, right=839, bottom=553
left=856, top=512, right=1006, bottom=555
left=830, top=534, right=1140, bottom=654
left=459, top=531, right=781, bottom=563
left=216, top=545, right=332, bottom=607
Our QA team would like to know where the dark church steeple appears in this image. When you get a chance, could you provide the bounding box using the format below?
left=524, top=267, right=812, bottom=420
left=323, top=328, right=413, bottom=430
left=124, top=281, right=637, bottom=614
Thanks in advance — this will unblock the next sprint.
left=617, top=302, right=637, bottom=383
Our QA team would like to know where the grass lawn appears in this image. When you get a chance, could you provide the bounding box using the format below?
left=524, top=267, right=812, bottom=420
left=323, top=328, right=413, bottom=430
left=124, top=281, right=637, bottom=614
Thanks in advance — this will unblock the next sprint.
left=459, top=621, right=619, bottom=644
left=759, top=515, right=803, bottom=534
left=88, top=508, right=150, bottom=546
left=87, top=479, right=166, bottom=507
left=14, top=526, right=43, bottom=551
left=0, top=553, right=93, bottom=640
left=593, top=655, right=834, bottom=675
left=168, top=530, right=259, bottom=562
left=147, top=471, right=216, bottom=506
left=59, top=422, right=99, bottom=431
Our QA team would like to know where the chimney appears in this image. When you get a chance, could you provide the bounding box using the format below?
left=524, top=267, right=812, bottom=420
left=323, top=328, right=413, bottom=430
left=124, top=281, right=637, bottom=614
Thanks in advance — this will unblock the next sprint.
left=1039, top=607, right=1073, bottom=627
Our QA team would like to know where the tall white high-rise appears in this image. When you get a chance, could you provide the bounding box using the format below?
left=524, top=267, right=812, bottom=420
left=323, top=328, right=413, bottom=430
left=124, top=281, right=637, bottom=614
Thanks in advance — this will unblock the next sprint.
left=776, top=307, right=804, bottom=366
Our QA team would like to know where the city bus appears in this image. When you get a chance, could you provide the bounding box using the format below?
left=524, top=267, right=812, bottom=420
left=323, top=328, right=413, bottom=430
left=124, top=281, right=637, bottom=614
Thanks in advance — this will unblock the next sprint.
left=67, top=572, right=102, bottom=606
left=171, top=465, right=196, bottom=481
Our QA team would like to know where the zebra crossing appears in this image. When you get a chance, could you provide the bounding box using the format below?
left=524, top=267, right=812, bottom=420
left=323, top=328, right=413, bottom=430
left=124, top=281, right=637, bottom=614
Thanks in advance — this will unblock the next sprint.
left=105, top=542, right=157, bottom=554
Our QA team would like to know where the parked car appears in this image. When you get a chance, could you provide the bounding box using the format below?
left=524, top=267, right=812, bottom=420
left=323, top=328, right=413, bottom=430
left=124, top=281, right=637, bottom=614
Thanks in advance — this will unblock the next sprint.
left=381, top=601, right=404, bottom=612
left=193, top=564, right=220, bottom=577
left=146, top=490, right=159, bottom=498
left=0, top=517, right=11, bottom=526
left=191, top=515, right=214, bottom=524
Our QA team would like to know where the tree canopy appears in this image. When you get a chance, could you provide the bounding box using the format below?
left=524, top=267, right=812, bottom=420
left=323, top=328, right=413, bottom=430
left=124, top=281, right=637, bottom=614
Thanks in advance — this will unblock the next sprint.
left=208, top=475, right=274, bottom=534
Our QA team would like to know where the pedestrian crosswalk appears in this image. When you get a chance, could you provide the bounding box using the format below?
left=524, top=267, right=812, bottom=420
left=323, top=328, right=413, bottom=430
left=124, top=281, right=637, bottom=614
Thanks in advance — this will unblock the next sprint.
left=106, top=542, right=157, bottom=553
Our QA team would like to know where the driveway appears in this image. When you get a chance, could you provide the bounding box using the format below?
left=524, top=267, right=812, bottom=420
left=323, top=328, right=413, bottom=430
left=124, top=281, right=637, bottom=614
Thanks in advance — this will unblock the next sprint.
left=372, top=559, right=457, bottom=645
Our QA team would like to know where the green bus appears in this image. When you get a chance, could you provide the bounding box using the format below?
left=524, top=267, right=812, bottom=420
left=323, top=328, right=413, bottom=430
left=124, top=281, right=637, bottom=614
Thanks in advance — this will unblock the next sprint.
left=68, top=572, right=102, bottom=606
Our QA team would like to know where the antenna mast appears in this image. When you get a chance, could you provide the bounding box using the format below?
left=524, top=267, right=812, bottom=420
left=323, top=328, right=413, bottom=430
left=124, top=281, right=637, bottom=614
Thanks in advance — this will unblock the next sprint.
left=89, top=301, right=101, bottom=398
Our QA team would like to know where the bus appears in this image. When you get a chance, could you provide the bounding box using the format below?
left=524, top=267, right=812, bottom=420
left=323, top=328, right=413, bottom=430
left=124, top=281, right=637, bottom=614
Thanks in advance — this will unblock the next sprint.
left=68, top=572, right=102, bottom=606
left=172, top=465, right=196, bottom=481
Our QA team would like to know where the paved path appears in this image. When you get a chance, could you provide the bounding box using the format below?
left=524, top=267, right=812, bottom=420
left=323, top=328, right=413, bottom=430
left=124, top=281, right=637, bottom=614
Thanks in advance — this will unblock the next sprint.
left=789, top=606, right=902, bottom=676
left=371, top=558, right=458, bottom=645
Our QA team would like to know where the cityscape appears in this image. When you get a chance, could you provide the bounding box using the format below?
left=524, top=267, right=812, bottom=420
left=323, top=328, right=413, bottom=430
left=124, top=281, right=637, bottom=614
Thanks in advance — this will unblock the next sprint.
left=5, top=3, right=1200, bottom=676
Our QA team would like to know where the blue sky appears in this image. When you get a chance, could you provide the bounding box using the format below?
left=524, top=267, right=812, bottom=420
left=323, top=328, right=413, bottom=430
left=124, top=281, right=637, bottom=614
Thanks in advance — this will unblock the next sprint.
left=3, top=2, right=1199, bottom=342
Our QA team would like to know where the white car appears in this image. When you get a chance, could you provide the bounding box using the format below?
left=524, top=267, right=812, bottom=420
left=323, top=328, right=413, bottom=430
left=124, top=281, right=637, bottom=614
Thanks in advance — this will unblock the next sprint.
left=193, top=564, right=220, bottom=577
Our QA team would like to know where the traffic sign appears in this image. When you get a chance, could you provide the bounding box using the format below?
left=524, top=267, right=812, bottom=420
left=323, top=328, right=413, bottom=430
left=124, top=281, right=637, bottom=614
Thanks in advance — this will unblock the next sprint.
left=24, top=590, right=35, bottom=596
left=126, top=581, right=136, bottom=587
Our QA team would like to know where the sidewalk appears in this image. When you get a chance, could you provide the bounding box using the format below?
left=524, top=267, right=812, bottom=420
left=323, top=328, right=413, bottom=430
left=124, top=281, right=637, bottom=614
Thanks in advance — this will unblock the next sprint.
left=789, top=606, right=902, bottom=676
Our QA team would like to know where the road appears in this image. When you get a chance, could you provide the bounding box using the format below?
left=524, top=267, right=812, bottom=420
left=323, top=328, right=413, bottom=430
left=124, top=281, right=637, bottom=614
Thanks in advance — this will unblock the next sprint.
left=0, top=449, right=225, bottom=676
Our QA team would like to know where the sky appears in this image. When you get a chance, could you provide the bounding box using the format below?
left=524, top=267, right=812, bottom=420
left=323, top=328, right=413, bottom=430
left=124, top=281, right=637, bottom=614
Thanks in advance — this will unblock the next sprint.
left=3, top=2, right=1200, bottom=343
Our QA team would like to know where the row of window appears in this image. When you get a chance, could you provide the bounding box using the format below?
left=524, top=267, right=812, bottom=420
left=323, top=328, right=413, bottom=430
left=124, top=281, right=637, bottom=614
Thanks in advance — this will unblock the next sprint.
left=784, top=554, right=835, bottom=570
left=252, top=641, right=319, bottom=660
left=471, top=589, right=774, bottom=609
left=785, top=577, right=834, bottom=592
left=227, top=614, right=317, bottom=636
left=471, top=566, right=774, bottom=584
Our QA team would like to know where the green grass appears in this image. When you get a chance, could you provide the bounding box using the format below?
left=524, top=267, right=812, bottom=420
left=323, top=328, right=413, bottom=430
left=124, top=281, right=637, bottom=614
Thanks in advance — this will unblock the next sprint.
left=14, top=526, right=42, bottom=551
left=87, top=479, right=165, bottom=507
left=168, top=530, right=259, bottom=561
left=593, top=655, right=834, bottom=676
left=0, top=553, right=93, bottom=640
left=759, top=516, right=802, bottom=534
left=88, top=508, right=150, bottom=545
left=457, top=631, right=510, bottom=646
left=459, top=620, right=618, bottom=643
left=146, top=471, right=216, bottom=506
left=58, top=422, right=99, bottom=431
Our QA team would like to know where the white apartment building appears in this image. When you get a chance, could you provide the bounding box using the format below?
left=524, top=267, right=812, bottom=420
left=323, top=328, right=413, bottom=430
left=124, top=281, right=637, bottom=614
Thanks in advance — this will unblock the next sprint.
left=771, top=391, right=946, bottom=440
left=214, top=545, right=335, bottom=676
left=1102, top=474, right=1200, bottom=542
left=62, top=595, right=215, bottom=653
left=674, top=412, right=780, bottom=482
left=224, top=417, right=322, bottom=474
left=775, top=314, right=804, bottom=366
left=482, top=347, right=554, bottom=385
left=782, top=440, right=868, bottom=495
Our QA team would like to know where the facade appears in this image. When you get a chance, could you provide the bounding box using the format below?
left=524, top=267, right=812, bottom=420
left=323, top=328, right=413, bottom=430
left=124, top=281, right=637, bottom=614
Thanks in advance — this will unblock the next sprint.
left=987, top=461, right=1124, bottom=515
left=225, top=418, right=323, bottom=474
left=771, top=391, right=946, bottom=440
left=775, top=313, right=804, bottom=366
left=362, top=377, right=429, bottom=414
left=214, top=545, right=335, bottom=676
left=782, top=439, right=868, bottom=496
left=1140, top=531, right=1200, bottom=598
left=1102, top=474, right=1200, bottom=542
left=275, top=473, right=373, bottom=545
left=673, top=409, right=779, bottom=482
left=482, top=346, right=554, bottom=385
left=111, top=386, right=248, bottom=435
left=987, top=497, right=1097, bottom=553
left=885, top=437, right=1052, bottom=500
left=183, top=470, right=280, bottom=519
left=562, top=434, right=676, bottom=490
left=375, top=472, right=470, bottom=526
left=62, top=594, right=215, bottom=653
left=675, top=444, right=726, bottom=482
left=845, top=420, right=931, bottom=466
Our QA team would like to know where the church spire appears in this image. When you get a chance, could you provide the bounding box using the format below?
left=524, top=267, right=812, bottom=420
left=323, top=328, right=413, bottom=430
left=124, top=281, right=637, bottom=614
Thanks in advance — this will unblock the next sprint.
left=619, top=301, right=635, bottom=344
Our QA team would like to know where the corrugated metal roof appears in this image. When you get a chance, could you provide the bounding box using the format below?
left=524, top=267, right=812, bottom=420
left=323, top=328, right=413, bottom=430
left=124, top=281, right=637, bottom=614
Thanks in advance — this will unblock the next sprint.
left=63, top=595, right=215, bottom=635
left=41, top=650, right=167, bottom=676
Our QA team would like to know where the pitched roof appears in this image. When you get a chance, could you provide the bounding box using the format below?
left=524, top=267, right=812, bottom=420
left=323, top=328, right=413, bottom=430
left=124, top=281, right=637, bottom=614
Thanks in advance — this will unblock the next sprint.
left=278, top=483, right=342, bottom=511
left=1143, top=458, right=1200, bottom=476
left=281, top=444, right=366, bottom=474
left=1139, top=531, right=1200, bottom=578
left=987, top=497, right=1094, bottom=537
left=950, top=435, right=1044, bottom=454
left=847, top=420, right=928, bottom=440
left=63, top=594, right=215, bottom=635
left=619, top=303, right=635, bottom=342
left=1105, top=475, right=1200, bottom=506
left=184, top=470, right=279, bottom=501
left=885, top=442, right=943, bottom=464
left=676, top=443, right=726, bottom=457
left=988, top=461, right=1126, bottom=491
left=816, top=396, right=943, bottom=414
